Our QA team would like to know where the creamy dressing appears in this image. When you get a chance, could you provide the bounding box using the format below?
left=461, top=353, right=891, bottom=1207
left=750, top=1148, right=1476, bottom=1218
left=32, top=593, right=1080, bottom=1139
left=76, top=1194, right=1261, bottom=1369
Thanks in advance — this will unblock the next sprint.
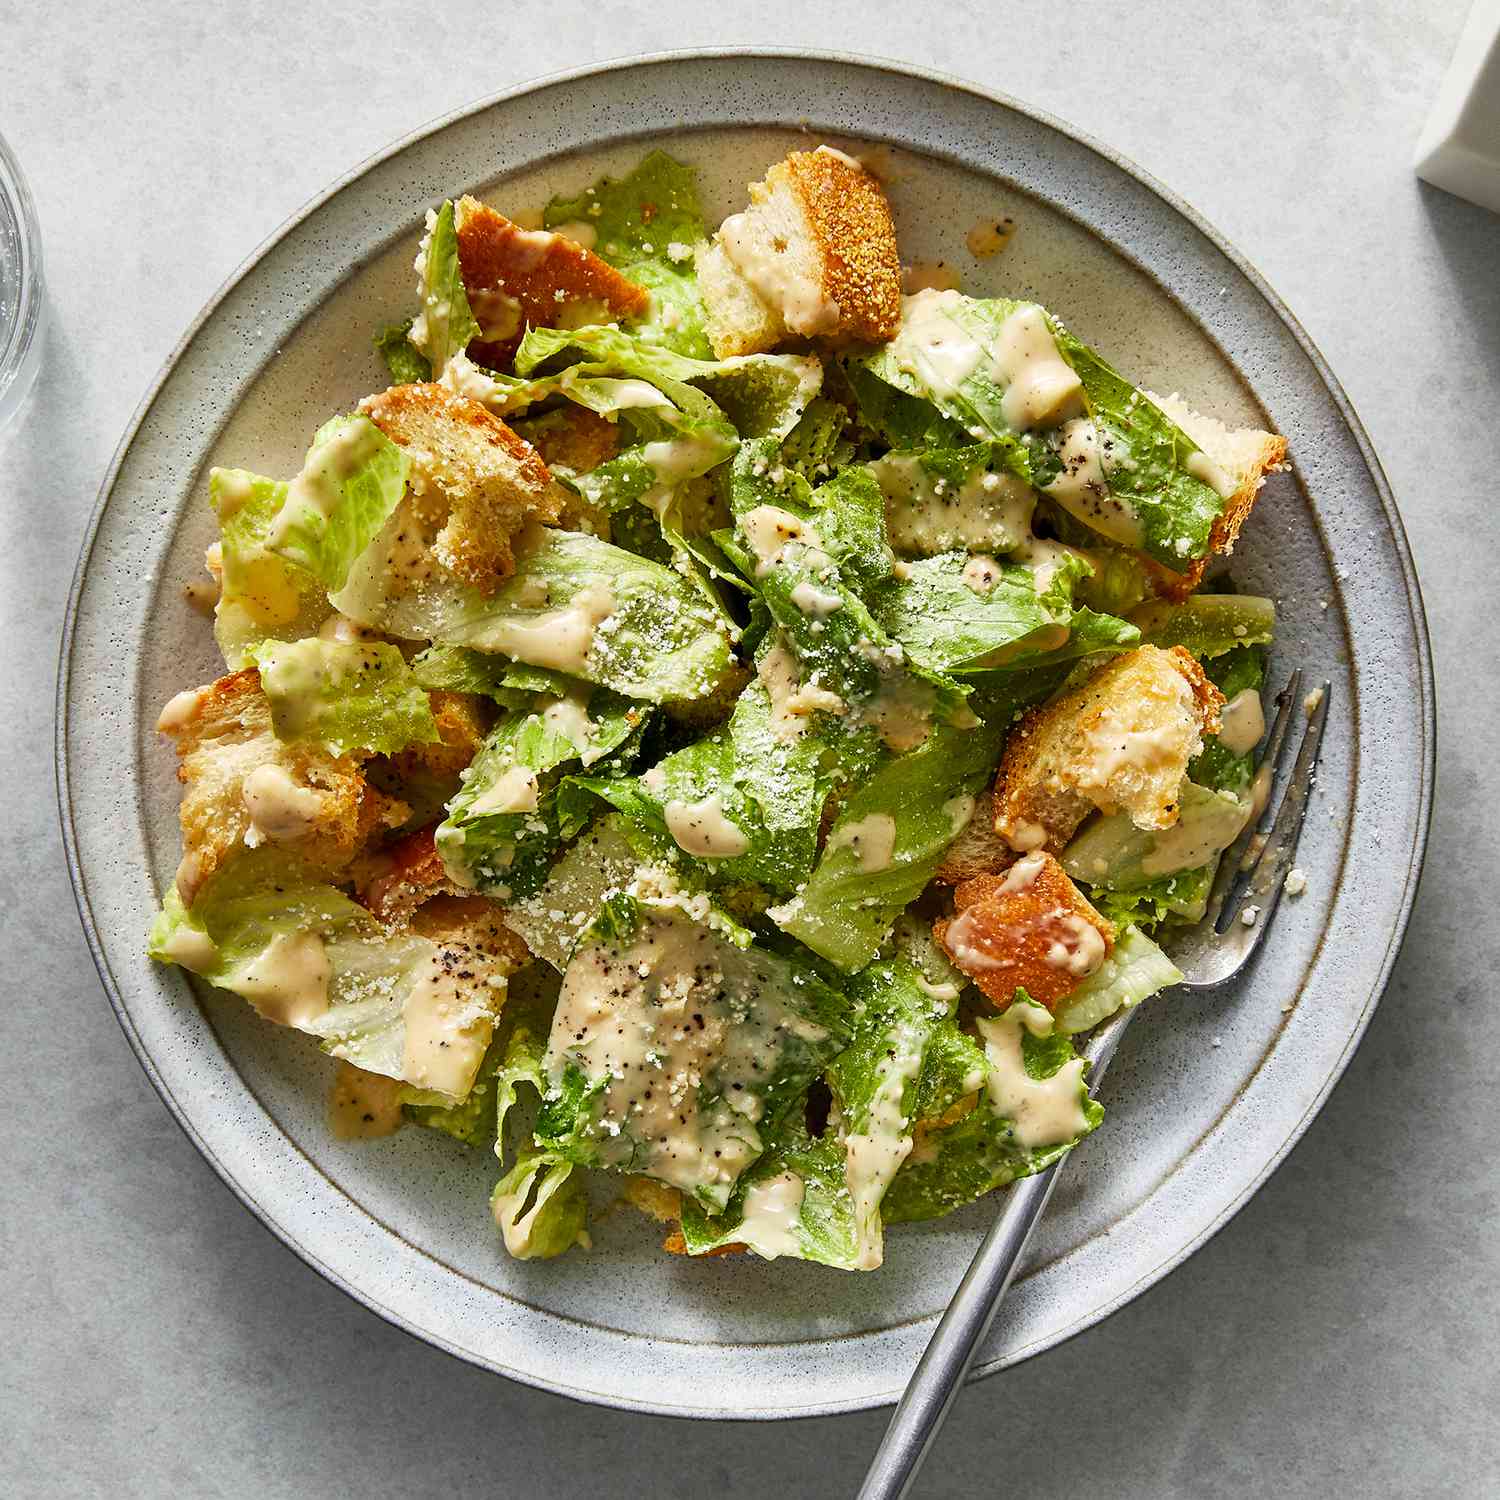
left=400, top=948, right=498, bottom=1100
left=1044, top=913, right=1108, bottom=977
left=328, top=1062, right=406, bottom=1140
left=942, top=793, right=977, bottom=835
left=789, top=580, right=843, bottom=616
left=1004, top=818, right=1050, bottom=853
left=813, top=143, right=863, bottom=170
left=735, top=1171, right=806, bottom=1260
left=640, top=432, right=733, bottom=516
left=468, top=764, right=540, bottom=817
left=236, top=930, right=331, bottom=1027
left=757, top=640, right=845, bottom=740
left=1001, top=850, right=1048, bottom=892
left=158, top=922, right=217, bottom=973
left=960, top=555, right=1003, bottom=593
left=549, top=907, right=827, bottom=1195
left=471, top=582, right=616, bottom=673
left=1044, top=419, right=1143, bottom=547
left=317, top=612, right=376, bottom=644
left=469, top=287, right=523, bottom=343
left=1186, top=448, right=1238, bottom=499
left=549, top=219, right=599, bottom=250
left=843, top=1019, right=926, bottom=1269
left=156, top=687, right=202, bottom=734
left=739, top=506, right=831, bottom=577
left=269, top=418, right=387, bottom=550
left=965, top=216, right=1016, bottom=258
left=717, top=212, right=840, bottom=336
left=663, top=793, right=750, bottom=858
left=540, top=690, right=601, bottom=762
left=990, top=304, right=1085, bottom=430
left=892, top=288, right=983, bottom=398
left=826, top=813, right=898, bottom=873
left=975, top=1000, right=1091, bottom=1149
left=1141, top=790, right=1252, bottom=877
left=209, top=467, right=256, bottom=520
left=1218, top=689, right=1266, bottom=756
left=871, top=454, right=1034, bottom=556
left=902, top=260, right=962, bottom=294
left=241, top=764, right=325, bottom=847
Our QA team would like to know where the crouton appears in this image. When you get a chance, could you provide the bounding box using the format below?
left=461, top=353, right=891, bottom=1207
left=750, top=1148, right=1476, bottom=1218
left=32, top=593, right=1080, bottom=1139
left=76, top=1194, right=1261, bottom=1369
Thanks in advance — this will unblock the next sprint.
left=934, top=851, right=1114, bottom=1009
left=511, top=405, right=622, bottom=477
left=354, top=824, right=467, bottom=926
left=661, top=1230, right=747, bottom=1259
left=156, top=669, right=406, bottom=905
left=390, top=691, right=489, bottom=782
left=934, top=789, right=1014, bottom=884
left=455, top=196, right=650, bottom=368
left=360, top=382, right=566, bottom=595
left=700, top=146, right=903, bottom=358
left=1143, top=391, right=1287, bottom=600
left=620, top=1176, right=682, bottom=1225
left=993, top=645, right=1223, bottom=854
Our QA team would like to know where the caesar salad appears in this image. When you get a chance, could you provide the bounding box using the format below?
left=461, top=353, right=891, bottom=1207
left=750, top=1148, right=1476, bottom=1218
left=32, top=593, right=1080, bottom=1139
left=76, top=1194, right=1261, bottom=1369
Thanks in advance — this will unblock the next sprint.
left=148, top=144, right=1287, bottom=1269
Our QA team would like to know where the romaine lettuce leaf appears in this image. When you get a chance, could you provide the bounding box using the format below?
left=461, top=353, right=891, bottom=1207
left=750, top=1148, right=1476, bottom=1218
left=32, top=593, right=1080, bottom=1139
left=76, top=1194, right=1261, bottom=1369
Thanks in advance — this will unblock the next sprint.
left=266, top=415, right=410, bottom=591
left=408, top=199, right=480, bottom=369
left=373, top=319, right=432, bottom=385
left=1132, top=594, right=1276, bottom=659
left=1051, top=926, right=1183, bottom=1034
left=883, top=996, right=1103, bottom=1221
left=544, top=150, right=713, bottom=357
left=147, top=849, right=503, bottom=1102
left=566, top=675, right=829, bottom=896
left=251, top=637, right=438, bottom=756
left=435, top=684, right=644, bottom=898
left=535, top=893, right=850, bottom=1211
left=209, top=467, right=331, bottom=668
left=773, top=719, right=1005, bottom=971
left=491, top=1149, right=589, bottom=1260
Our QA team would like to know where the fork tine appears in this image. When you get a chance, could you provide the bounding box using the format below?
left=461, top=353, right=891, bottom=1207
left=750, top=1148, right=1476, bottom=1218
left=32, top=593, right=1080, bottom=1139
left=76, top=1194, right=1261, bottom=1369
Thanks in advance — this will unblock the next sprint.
left=1217, top=682, right=1331, bottom=954
left=1203, top=669, right=1303, bottom=930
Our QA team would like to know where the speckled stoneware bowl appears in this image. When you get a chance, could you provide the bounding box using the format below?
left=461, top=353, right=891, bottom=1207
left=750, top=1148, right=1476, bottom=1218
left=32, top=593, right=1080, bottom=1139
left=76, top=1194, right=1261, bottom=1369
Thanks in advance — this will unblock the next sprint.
left=58, top=52, right=1433, bottom=1418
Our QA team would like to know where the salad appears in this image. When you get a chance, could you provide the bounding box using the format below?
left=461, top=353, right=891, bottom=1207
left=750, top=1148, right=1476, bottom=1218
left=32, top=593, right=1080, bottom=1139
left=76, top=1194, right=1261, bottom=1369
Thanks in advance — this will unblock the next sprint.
left=148, top=145, right=1286, bottom=1270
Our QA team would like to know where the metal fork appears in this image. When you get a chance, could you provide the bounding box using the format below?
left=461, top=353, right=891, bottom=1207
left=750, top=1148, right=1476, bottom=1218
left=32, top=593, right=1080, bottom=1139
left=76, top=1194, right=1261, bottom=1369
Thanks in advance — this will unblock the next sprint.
left=857, top=674, right=1332, bottom=1500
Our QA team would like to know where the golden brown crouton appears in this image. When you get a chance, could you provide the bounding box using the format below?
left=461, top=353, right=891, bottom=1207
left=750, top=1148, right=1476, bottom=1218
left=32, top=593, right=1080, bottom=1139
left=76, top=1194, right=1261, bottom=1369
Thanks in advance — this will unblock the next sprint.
left=700, top=146, right=903, bottom=357
left=620, top=1176, right=682, bottom=1225
left=661, top=1230, right=747, bottom=1259
left=993, top=645, right=1224, bottom=855
left=934, top=789, right=1014, bottom=884
left=409, top=893, right=530, bottom=974
left=360, top=382, right=565, bottom=595
left=390, top=691, right=489, bottom=782
left=455, top=196, right=650, bottom=368
left=511, top=405, right=623, bottom=477
left=354, top=823, right=467, bottom=926
left=156, top=669, right=406, bottom=905
left=934, top=852, right=1115, bottom=1010
left=1142, top=391, right=1287, bottom=600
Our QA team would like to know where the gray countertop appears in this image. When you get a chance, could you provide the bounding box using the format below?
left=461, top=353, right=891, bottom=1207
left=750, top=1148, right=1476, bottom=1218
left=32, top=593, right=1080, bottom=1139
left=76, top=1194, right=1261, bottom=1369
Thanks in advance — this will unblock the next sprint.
left=4, top=2, right=1496, bottom=1494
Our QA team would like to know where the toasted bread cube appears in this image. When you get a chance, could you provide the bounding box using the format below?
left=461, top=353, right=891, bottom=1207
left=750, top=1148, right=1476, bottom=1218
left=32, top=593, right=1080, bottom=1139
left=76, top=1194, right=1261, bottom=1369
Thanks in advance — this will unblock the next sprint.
left=934, top=852, right=1115, bottom=1009
left=354, top=823, right=467, bottom=926
left=409, top=893, right=530, bottom=972
left=156, top=669, right=405, bottom=904
left=455, top=196, right=650, bottom=367
left=701, top=146, right=903, bottom=358
left=1143, top=391, right=1288, bottom=600
left=389, top=691, right=489, bottom=782
left=934, top=788, right=1014, bottom=885
left=360, top=383, right=565, bottom=595
left=620, top=1176, right=683, bottom=1225
left=994, top=645, right=1223, bottom=854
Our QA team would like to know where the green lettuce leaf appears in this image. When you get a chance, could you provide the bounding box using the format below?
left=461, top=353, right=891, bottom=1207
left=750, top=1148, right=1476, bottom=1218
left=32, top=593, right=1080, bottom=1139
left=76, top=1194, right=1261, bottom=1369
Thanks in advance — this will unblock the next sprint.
left=373, top=319, right=432, bottom=385
left=535, top=893, right=851, bottom=1211
left=545, top=150, right=713, bottom=357
left=251, top=637, right=438, bottom=756
left=1132, top=594, right=1276, bottom=659
left=1051, top=926, right=1184, bottom=1034
left=265, top=415, right=410, bottom=591
left=209, top=467, right=331, bottom=668
left=773, top=719, right=1005, bottom=971
left=491, top=1149, right=589, bottom=1260
left=409, top=199, right=480, bottom=368
left=435, top=684, right=645, bottom=898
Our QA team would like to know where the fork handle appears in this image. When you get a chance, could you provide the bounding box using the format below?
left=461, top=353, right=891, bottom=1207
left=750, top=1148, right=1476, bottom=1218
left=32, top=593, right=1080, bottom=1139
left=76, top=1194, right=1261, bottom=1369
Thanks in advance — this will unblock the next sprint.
left=855, top=1008, right=1138, bottom=1500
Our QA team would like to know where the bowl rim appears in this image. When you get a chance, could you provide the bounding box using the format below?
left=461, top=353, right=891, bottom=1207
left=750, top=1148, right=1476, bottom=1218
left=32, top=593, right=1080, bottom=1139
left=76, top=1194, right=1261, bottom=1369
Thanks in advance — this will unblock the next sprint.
left=56, top=47, right=1435, bottom=1416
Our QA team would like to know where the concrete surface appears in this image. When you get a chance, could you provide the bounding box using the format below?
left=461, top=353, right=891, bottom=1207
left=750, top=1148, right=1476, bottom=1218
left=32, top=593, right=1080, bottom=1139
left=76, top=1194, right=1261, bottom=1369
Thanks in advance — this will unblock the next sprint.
left=2, top=2, right=1495, bottom=1495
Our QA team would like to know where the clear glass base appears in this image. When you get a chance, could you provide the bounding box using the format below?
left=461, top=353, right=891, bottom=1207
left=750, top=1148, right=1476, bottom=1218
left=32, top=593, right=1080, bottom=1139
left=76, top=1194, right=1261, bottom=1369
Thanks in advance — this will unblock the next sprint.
left=0, top=131, right=46, bottom=444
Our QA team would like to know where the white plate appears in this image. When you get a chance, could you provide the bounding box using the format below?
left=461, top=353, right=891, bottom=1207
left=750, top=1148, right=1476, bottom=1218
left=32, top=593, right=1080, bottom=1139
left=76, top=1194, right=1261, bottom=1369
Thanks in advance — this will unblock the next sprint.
left=59, top=52, right=1432, bottom=1418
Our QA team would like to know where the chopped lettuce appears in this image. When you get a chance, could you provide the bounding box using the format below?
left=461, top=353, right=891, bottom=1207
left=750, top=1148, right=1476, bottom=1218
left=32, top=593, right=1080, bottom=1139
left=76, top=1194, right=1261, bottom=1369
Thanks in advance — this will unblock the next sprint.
left=373, top=319, right=432, bottom=385
left=1132, top=594, right=1276, bottom=658
left=1051, top=927, right=1184, bottom=1034
left=209, top=468, right=331, bottom=668
left=773, top=720, right=1005, bottom=971
left=265, top=415, right=410, bottom=592
left=491, top=1150, right=589, bottom=1260
left=535, top=893, right=850, bottom=1211
left=408, top=199, right=480, bottom=368
left=883, top=997, right=1103, bottom=1221
left=544, top=150, right=713, bottom=357
left=566, top=676, right=828, bottom=896
left=409, top=643, right=515, bottom=701
left=251, top=637, right=438, bottom=756
left=147, top=849, right=502, bottom=1102
left=435, top=684, right=644, bottom=898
